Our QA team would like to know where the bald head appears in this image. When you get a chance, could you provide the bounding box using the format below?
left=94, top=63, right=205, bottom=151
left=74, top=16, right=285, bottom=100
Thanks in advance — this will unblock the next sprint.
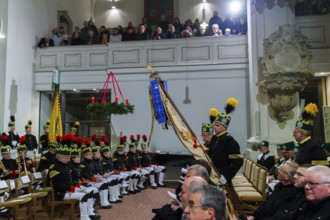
left=180, top=176, right=208, bottom=208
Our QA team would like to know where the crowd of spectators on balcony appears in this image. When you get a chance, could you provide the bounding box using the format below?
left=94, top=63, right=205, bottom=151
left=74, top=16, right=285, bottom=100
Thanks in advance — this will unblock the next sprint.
left=295, top=0, right=330, bottom=16
left=37, top=11, right=247, bottom=48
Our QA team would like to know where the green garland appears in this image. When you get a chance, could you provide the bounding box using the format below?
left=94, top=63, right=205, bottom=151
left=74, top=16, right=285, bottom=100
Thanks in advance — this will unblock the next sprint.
left=87, top=102, right=135, bottom=116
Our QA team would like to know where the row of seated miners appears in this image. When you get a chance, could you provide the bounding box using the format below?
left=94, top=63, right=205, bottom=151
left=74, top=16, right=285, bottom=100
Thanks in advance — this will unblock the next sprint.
left=0, top=133, right=167, bottom=220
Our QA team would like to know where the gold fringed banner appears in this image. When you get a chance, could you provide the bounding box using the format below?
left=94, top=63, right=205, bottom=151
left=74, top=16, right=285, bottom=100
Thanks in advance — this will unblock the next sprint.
left=158, top=84, right=220, bottom=185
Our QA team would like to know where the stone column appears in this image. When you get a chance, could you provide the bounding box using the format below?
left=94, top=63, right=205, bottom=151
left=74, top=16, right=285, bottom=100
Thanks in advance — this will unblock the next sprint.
left=247, top=1, right=299, bottom=156
left=0, top=0, right=8, bottom=131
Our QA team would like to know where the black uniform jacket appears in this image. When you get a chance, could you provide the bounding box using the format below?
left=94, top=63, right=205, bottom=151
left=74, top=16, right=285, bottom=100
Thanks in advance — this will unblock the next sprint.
left=49, top=160, right=75, bottom=200
left=69, top=161, right=83, bottom=185
left=1, top=158, right=19, bottom=179
left=37, top=151, right=56, bottom=172
left=295, top=137, right=328, bottom=166
left=2, top=131, right=19, bottom=149
left=39, top=133, right=49, bottom=151
left=252, top=183, right=297, bottom=220
left=126, top=151, right=141, bottom=170
left=297, top=197, right=330, bottom=220
left=208, top=131, right=243, bottom=182
left=112, top=151, right=128, bottom=171
left=102, top=155, right=115, bottom=172
left=140, top=151, right=157, bottom=167
left=257, top=151, right=276, bottom=171
left=25, top=134, right=38, bottom=151
left=81, top=158, right=96, bottom=181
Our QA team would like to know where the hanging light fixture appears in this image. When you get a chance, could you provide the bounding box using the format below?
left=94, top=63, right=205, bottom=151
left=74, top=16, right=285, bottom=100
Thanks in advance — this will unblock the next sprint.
left=200, top=0, right=208, bottom=29
left=0, top=19, right=5, bottom=38
left=111, top=0, right=117, bottom=9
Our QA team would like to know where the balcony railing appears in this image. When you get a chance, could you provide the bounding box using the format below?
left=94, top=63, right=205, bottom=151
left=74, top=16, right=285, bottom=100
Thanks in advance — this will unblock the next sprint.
left=35, top=36, right=249, bottom=73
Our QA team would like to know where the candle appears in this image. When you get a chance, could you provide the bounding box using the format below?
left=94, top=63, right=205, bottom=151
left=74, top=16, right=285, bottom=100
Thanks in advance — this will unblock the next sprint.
left=115, top=96, right=118, bottom=103
left=125, top=99, right=129, bottom=105
left=91, top=97, right=95, bottom=104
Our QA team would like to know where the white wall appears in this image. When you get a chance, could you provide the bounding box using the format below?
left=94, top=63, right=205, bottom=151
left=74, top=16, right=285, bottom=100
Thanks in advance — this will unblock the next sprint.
left=94, top=0, right=144, bottom=28
left=3, top=0, right=57, bottom=135
left=111, top=69, right=249, bottom=153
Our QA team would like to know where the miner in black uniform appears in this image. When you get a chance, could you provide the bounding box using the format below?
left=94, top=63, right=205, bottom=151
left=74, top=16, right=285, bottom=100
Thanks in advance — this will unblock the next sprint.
left=49, top=144, right=98, bottom=220
left=80, top=144, right=111, bottom=209
left=101, top=144, right=123, bottom=202
left=256, top=141, right=275, bottom=171
left=125, top=142, right=142, bottom=193
left=91, top=144, right=119, bottom=203
left=112, top=136, right=134, bottom=195
left=140, top=134, right=167, bottom=188
left=69, top=146, right=100, bottom=219
left=293, top=103, right=328, bottom=166
left=0, top=135, right=19, bottom=180
left=39, top=120, right=50, bottom=153
left=207, top=97, right=243, bottom=184
left=296, top=165, right=330, bottom=220
left=2, top=116, right=19, bottom=159
left=37, top=142, right=57, bottom=172
left=201, top=123, right=213, bottom=148
left=24, top=120, right=38, bottom=160
left=16, top=136, right=36, bottom=173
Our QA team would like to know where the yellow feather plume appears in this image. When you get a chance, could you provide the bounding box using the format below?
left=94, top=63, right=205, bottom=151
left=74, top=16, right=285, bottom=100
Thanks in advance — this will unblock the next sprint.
left=75, top=121, right=80, bottom=126
left=304, top=103, right=318, bottom=116
left=226, top=97, right=239, bottom=108
left=46, top=119, right=50, bottom=125
left=209, top=108, right=218, bottom=117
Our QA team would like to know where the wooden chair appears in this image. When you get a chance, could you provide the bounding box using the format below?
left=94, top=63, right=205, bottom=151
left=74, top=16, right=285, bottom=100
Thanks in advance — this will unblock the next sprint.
left=50, top=181, right=78, bottom=220
left=0, top=179, right=32, bottom=220
left=27, top=173, right=49, bottom=219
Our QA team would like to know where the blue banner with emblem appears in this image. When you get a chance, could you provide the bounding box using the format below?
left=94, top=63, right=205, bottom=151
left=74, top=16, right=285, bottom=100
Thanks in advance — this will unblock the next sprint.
left=150, top=79, right=166, bottom=124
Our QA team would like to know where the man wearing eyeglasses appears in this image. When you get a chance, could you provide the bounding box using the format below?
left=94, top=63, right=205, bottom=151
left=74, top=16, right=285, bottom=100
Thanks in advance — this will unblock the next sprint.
left=247, top=161, right=299, bottom=220
left=183, top=185, right=226, bottom=220
left=296, top=165, right=330, bottom=220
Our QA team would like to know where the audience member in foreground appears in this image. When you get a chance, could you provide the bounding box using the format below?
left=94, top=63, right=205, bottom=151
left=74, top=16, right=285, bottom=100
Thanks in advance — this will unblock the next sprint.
left=247, top=161, right=299, bottom=220
left=296, top=165, right=330, bottom=220
left=184, top=185, right=226, bottom=220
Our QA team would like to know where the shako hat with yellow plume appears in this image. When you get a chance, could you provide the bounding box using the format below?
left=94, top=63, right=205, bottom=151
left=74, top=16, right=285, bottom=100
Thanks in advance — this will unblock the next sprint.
left=43, top=119, right=50, bottom=130
left=25, top=120, right=32, bottom=129
left=70, top=121, right=80, bottom=133
left=295, top=103, right=318, bottom=133
left=203, top=108, right=218, bottom=135
left=213, top=97, right=239, bottom=127
left=8, top=116, right=15, bottom=127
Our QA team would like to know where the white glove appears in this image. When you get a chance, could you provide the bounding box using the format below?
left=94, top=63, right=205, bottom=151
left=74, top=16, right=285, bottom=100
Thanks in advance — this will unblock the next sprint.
left=220, top=175, right=227, bottom=185
left=79, top=185, right=87, bottom=190
left=74, top=187, right=83, bottom=192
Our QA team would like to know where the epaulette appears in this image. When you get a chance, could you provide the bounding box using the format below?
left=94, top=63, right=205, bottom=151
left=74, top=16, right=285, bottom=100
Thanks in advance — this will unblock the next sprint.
left=138, top=156, right=142, bottom=159
left=16, top=158, right=21, bottom=163
left=228, top=154, right=243, bottom=159
left=80, top=164, right=85, bottom=168
left=311, top=160, right=329, bottom=166
left=49, top=164, right=55, bottom=169
left=41, top=156, right=47, bottom=160
left=49, top=170, right=60, bottom=179
left=103, top=162, right=107, bottom=165
left=112, top=158, right=118, bottom=162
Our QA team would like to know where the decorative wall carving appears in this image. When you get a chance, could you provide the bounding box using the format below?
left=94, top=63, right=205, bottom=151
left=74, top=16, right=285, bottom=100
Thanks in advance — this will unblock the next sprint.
left=259, top=25, right=313, bottom=122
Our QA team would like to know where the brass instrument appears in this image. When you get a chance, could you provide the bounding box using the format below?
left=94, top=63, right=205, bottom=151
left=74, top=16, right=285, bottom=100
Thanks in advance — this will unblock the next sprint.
left=18, top=151, right=30, bottom=177
left=0, top=160, right=10, bottom=178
